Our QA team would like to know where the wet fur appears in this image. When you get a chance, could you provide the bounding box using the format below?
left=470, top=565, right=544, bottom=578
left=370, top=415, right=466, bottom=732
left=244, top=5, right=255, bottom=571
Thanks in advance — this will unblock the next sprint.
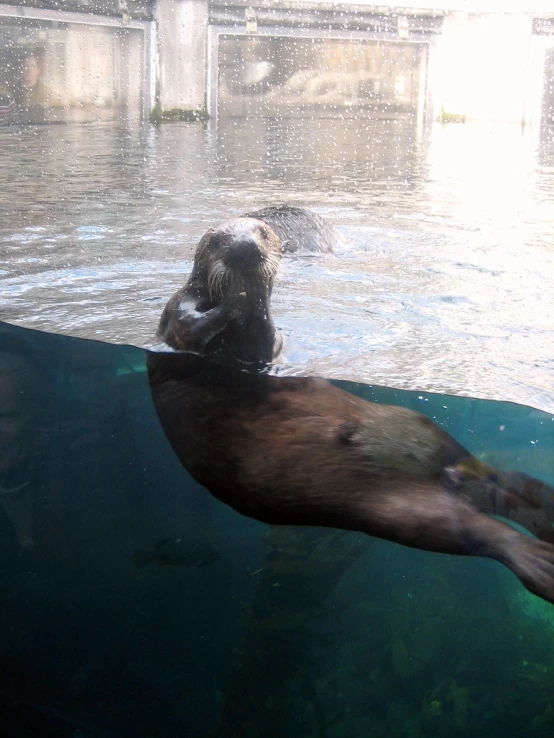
left=157, top=217, right=283, bottom=367
left=243, top=205, right=339, bottom=254
left=148, top=350, right=554, bottom=606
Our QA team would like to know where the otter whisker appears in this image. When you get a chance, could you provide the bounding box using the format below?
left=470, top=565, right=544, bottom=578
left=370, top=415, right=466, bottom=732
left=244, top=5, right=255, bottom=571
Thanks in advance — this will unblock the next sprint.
left=260, top=254, right=280, bottom=281
left=217, top=269, right=230, bottom=297
left=260, top=263, right=274, bottom=285
left=207, top=269, right=219, bottom=298
left=208, top=262, right=230, bottom=299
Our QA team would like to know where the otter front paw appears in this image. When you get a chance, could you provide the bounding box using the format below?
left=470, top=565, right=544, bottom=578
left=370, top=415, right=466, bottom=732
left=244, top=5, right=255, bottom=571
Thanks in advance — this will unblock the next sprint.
left=222, top=292, right=247, bottom=321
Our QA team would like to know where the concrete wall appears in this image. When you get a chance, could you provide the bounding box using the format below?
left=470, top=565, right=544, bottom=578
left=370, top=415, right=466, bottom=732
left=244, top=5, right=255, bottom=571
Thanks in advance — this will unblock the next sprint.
left=4, top=0, right=549, bottom=124
left=295, top=0, right=554, bottom=11
left=156, top=0, right=208, bottom=112
left=201, top=2, right=552, bottom=126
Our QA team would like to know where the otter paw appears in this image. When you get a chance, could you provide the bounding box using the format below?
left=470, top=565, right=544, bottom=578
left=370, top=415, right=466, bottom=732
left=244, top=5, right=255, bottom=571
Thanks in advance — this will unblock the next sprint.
left=223, top=292, right=247, bottom=320
left=506, top=537, right=554, bottom=604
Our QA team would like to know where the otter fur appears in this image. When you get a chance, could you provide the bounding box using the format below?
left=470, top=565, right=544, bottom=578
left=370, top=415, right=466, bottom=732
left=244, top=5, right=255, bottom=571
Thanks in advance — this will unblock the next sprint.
left=243, top=205, right=340, bottom=254
left=157, top=217, right=283, bottom=367
left=148, top=350, right=554, bottom=607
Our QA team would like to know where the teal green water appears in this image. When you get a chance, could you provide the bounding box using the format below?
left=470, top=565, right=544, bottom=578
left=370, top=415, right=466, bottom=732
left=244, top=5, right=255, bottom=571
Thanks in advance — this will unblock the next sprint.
left=0, top=320, right=553, bottom=737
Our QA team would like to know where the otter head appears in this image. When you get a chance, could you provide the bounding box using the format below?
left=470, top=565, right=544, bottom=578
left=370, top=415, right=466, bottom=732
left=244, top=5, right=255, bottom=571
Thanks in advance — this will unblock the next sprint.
left=191, top=217, right=282, bottom=300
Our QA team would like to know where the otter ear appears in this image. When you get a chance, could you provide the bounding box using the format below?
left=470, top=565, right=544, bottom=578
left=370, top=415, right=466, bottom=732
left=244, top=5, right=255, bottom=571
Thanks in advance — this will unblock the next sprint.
left=192, top=230, right=215, bottom=266
left=208, top=234, right=222, bottom=249
left=197, top=228, right=216, bottom=250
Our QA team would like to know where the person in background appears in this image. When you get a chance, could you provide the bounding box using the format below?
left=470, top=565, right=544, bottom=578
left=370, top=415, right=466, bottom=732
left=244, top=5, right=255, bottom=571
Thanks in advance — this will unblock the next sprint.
left=22, top=54, right=45, bottom=105
left=20, top=52, right=48, bottom=122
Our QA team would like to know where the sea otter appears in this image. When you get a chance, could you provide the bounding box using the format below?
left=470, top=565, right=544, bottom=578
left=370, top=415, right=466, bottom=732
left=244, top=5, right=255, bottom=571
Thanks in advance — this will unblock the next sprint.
left=242, top=205, right=340, bottom=254
left=147, top=350, right=554, bottom=606
left=157, top=217, right=283, bottom=367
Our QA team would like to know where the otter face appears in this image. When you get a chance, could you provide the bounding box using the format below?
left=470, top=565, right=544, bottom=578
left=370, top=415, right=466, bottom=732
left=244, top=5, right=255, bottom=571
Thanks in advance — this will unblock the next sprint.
left=194, top=218, right=282, bottom=299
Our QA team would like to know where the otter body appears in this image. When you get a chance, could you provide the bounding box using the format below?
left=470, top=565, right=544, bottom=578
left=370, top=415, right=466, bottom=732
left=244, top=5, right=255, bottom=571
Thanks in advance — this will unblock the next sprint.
left=157, top=206, right=340, bottom=362
left=243, top=205, right=340, bottom=254
left=148, top=351, right=554, bottom=606
left=157, top=217, right=283, bottom=367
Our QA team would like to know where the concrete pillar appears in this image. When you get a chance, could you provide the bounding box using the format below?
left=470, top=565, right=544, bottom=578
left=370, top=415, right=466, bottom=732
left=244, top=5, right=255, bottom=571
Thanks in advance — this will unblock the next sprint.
left=155, top=0, right=208, bottom=116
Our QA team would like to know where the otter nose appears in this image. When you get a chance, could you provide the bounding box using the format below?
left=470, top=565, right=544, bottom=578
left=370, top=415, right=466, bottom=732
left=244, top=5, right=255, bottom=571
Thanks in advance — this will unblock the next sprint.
left=224, top=233, right=263, bottom=266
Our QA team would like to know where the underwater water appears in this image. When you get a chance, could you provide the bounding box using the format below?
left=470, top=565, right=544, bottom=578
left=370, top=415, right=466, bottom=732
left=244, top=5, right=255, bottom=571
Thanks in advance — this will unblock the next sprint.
left=0, top=319, right=553, bottom=738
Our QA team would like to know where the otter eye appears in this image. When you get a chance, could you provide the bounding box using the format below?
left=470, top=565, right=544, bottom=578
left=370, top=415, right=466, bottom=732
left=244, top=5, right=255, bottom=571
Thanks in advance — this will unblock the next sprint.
left=210, top=237, right=221, bottom=249
left=259, top=227, right=269, bottom=239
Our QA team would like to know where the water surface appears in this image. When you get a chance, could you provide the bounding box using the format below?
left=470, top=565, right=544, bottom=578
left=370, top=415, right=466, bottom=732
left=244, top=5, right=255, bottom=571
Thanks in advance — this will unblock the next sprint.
left=1, top=118, right=553, bottom=410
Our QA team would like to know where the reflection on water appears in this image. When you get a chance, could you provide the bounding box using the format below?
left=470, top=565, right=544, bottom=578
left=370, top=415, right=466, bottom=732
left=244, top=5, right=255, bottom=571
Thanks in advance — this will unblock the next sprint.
left=0, top=119, right=554, bottom=411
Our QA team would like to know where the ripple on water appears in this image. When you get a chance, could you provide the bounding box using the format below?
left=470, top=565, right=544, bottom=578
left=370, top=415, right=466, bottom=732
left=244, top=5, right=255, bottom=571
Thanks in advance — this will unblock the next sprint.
left=1, top=120, right=554, bottom=411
